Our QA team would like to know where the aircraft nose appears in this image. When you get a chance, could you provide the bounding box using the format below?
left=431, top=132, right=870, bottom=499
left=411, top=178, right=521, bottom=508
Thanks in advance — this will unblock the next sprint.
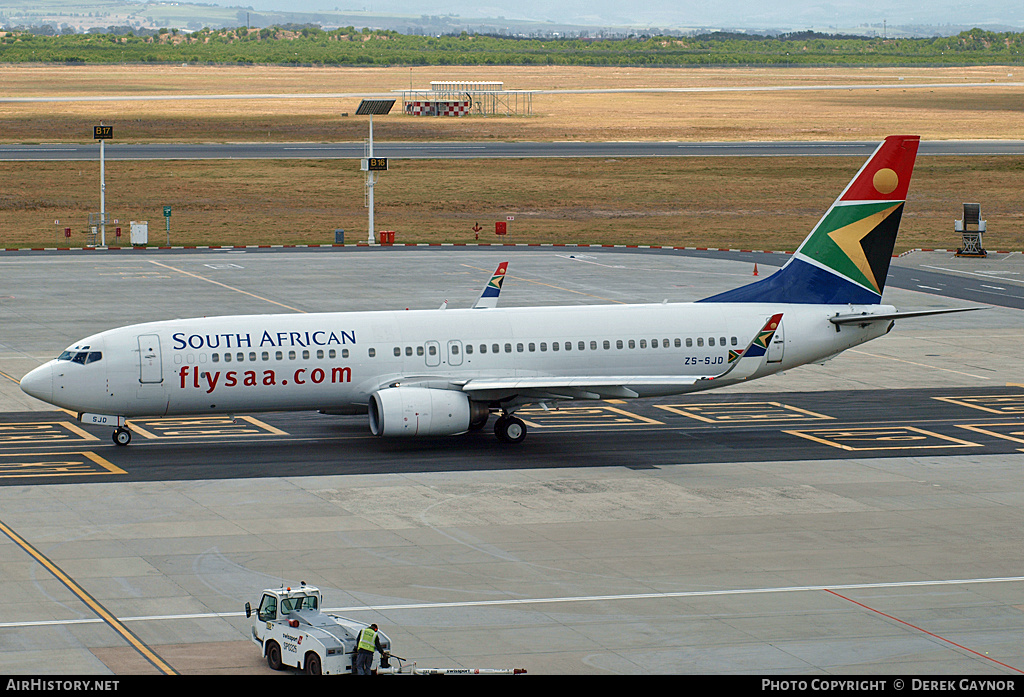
left=20, top=363, right=53, bottom=403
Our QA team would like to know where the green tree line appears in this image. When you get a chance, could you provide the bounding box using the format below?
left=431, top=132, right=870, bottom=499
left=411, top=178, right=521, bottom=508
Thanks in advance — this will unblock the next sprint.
left=0, top=26, right=1022, bottom=66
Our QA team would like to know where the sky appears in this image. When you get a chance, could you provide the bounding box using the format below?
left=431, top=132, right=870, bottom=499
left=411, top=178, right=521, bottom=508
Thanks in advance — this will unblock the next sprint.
left=234, top=0, right=1024, bottom=31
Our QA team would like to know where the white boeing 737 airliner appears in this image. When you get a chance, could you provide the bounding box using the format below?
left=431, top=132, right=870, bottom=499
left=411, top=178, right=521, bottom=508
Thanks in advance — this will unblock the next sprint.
left=19, top=135, right=976, bottom=446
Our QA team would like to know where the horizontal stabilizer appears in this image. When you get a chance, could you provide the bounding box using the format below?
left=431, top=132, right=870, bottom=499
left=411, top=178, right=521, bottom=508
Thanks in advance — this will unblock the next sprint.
left=829, top=306, right=985, bottom=325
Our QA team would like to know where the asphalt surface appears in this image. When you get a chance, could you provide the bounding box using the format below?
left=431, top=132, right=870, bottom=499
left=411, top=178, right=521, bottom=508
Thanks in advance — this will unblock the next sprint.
left=2, top=385, right=1023, bottom=487
left=4, top=140, right=1024, bottom=161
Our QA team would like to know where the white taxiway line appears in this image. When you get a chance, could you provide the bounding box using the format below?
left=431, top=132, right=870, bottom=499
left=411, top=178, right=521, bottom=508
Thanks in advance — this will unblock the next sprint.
left=4, top=575, right=1023, bottom=630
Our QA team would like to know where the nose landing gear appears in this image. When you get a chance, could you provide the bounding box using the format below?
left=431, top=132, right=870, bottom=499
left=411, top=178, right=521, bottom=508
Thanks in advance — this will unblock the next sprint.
left=113, top=427, right=132, bottom=446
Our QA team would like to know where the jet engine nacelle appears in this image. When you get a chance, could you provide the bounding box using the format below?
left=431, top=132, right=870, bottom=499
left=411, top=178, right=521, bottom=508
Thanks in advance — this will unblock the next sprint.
left=369, top=387, right=487, bottom=437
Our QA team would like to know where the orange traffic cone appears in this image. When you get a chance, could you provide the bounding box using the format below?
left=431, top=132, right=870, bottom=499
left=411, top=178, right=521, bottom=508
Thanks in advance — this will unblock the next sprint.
left=753, top=263, right=759, bottom=276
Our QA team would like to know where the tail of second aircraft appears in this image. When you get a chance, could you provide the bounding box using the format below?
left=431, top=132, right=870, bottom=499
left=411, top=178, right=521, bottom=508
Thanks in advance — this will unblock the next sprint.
left=699, top=135, right=921, bottom=305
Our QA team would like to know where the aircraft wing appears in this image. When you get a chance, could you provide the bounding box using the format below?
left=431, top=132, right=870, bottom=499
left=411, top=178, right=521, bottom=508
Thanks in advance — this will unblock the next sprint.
left=458, top=313, right=785, bottom=402
left=829, top=306, right=985, bottom=326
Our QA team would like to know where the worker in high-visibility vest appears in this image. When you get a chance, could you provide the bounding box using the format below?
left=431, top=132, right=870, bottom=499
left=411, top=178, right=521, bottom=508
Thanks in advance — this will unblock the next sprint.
left=354, top=623, right=383, bottom=675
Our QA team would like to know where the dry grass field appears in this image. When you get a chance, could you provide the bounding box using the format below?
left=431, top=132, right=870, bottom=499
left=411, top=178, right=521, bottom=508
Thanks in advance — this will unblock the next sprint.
left=1, top=64, right=1022, bottom=249
left=3, top=156, right=1022, bottom=252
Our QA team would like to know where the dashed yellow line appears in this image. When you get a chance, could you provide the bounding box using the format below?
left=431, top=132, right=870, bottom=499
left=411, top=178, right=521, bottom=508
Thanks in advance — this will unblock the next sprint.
left=0, top=518, right=177, bottom=675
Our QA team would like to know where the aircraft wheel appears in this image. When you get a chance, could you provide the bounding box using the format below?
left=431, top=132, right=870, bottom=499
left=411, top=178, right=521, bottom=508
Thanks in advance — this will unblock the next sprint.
left=494, top=415, right=527, bottom=444
left=112, top=428, right=132, bottom=446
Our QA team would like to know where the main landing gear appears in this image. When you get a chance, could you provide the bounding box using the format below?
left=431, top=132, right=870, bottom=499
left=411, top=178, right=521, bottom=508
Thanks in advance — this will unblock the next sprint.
left=494, top=414, right=527, bottom=444
left=112, top=427, right=132, bottom=446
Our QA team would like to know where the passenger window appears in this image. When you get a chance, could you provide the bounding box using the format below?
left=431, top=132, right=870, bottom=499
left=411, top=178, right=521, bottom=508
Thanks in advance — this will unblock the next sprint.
left=616, top=340, right=623, bottom=349
left=686, top=338, right=693, bottom=348
left=224, top=353, right=232, bottom=363
left=212, top=353, right=220, bottom=363
left=428, top=345, right=437, bottom=356
left=709, top=337, right=715, bottom=347
left=466, top=344, right=473, bottom=354
left=720, top=337, right=727, bottom=347
left=342, top=349, right=349, bottom=358
left=236, top=352, right=244, bottom=362
left=330, top=349, right=337, bottom=359
left=480, top=344, right=487, bottom=354
left=368, top=348, right=376, bottom=358
left=697, top=338, right=704, bottom=347
left=394, top=347, right=401, bottom=357
left=552, top=342, right=559, bottom=351
left=275, top=351, right=283, bottom=360
left=651, top=339, right=658, bottom=349
left=603, top=340, right=610, bottom=349
left=251, top=352, right=258, bottom=361
left=674, top=338, right=681, bottom=348
left=405, top=347, right=412, bottom=357
left=288, top=351, right=296, bottom=360
left=640, top=339, right=647, bottom=349
left=628, top=340, right=635, bottom=349
left=731, top=337, right=738, bottom=346
left=416, top=346, right=423, bottom=356
left=492, top=344, right=500, bottom=354
left=578, top=342, right=585, bottom=351
left=517, top=343, right=524, bottom=353
left=451, top=345, right=460, bottom=355
left=529, top=343, right=536, bottom=352
left=302, top=350, right=309, bottom=360
left=540, top=342, right=547, bottom=352
left=590, top=341, right=598, bottom=350
left=317, top=349, right=325, bottom=359
left=505, top=344, right=512, bottom=353
left=263, top=352, right=271, bottom=361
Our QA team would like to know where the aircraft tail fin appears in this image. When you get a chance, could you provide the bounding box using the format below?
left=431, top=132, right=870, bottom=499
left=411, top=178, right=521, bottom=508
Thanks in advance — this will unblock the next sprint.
left=472, top=262, right=508, bottom=309
left=699, top=135, right=921, bottom=305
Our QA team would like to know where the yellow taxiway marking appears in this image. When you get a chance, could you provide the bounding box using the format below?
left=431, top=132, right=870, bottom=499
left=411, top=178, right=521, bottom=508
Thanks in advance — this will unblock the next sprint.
left=0, top=421, right=99, bottom=444
left=147, top=260, right=307, bottom=313
left=957, top=423, right=1024, bottom=446
left=125, top=415, right=288, bottom=439
left=0, top=370, right=22, bottom=385
left=0, top=518, right=177, bottom=675
left=460, top=263, right=626, bottom=304
left=785, top=426, right=980, bottom=451
left=656, top=401, right=833, bottom=423
left=517, top=405, right=663, bottom=428
left=933, top=394, right=1024, bottom=415
left=0, top=451, right=126, bottom=479
left=848, top=349, right=992, bottom=380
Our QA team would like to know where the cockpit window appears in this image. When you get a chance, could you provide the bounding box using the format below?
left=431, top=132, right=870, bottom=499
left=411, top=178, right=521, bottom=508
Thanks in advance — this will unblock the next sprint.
left=58, top=351, right=102, bottom=364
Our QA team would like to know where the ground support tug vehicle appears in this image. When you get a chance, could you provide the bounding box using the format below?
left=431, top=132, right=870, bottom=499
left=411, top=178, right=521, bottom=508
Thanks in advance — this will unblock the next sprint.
left=246, top=583, right=393, bottom=675
left=246, top=583, right=527, bottom=675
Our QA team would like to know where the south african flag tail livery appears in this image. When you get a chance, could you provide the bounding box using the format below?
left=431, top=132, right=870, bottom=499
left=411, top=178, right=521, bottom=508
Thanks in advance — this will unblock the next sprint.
left=700, top=135, right=919, bottom=306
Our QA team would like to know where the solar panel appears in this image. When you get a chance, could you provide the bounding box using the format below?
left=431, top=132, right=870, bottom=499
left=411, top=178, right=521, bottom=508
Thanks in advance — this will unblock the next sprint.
left=355, top=99, right=396, bottom=115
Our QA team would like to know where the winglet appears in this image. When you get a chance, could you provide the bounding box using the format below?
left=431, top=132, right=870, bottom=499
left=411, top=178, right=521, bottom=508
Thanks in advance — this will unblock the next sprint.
left=706, top=313, right=783, bottom=382
left=472, top=262, right=508, bottom=309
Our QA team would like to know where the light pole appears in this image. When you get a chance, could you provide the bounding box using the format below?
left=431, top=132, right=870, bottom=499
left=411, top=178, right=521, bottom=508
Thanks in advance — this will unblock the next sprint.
left=355, top=99, right=394, bottom=245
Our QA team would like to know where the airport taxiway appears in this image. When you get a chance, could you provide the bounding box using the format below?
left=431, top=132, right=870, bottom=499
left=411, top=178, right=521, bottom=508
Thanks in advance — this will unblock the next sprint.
left=0, top=247, right=1022, bottom=675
